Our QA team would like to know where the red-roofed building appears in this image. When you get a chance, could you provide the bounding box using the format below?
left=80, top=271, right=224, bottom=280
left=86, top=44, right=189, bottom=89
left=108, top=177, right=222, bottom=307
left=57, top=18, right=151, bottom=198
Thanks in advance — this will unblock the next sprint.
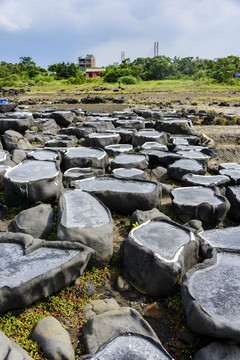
left=85, top=68, right=106, bottom=79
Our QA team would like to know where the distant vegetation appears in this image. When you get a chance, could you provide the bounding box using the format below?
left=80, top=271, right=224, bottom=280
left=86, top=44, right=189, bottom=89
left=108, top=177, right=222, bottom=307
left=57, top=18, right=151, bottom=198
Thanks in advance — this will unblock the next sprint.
left=0, top=55, right=240, bottom=87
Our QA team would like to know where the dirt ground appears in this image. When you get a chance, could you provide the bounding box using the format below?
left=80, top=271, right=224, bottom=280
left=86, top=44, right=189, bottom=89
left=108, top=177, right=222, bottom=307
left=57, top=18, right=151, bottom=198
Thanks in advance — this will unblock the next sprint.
left=4, top=88, right=240, bottom=359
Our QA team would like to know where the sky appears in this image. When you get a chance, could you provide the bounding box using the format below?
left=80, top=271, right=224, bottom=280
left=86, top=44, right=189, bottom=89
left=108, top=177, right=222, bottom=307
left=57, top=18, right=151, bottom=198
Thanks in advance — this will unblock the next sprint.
left=0, top=0, right=240, bottom=69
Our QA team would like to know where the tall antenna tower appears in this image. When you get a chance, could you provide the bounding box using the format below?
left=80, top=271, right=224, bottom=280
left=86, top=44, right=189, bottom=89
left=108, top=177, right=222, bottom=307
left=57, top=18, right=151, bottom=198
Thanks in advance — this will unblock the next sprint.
left=154, top=41, right=159, bottom=56
left=121, top=51, right=125, bottom=62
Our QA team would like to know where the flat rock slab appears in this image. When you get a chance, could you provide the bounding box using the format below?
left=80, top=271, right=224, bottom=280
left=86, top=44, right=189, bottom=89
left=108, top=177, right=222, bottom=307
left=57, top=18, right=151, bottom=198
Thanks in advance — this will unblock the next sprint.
left=182, top=173, right=230, bottom=188
left=176, top=150, right=210, bottom=166
left=82, top=307, right=159, bottom=354
left=112, top=167, right=149, bottom=180
left=219, top=169, right=240, bottom=185
left=141, top=141, right=168, bottom=151
left=171, top=186, right=230, bottom=228
left=168, top=159, right=206, bottom=181
left=50, top=110, right=75, bottom=127
left=63, top=167, right=105, bottom=187
left=0, top=117, right=34, bottom=133
left=219, top=162, right=240, bottom=170
left=226, top=186, right=240, bottom=221
left=85, top=132, right=121, bottom=148
left=199, top=226, right=240, bottom=257
left=107, top=128, right=136, bottom=143
left=115, top=119, right=145, bottom=130
left=57, top=190, right=114, bottom=266
left=147, top=150, right=182, bottom=168
left=62, top=147, right=109, bottom=171
left=155, top=119, right=196, bottom=135
left=72, top=176, right=162, bottom=214
left=121, top=219, right=198, bottom=296
left=110, top=153, right=149, bottom=170
left=132, top=130, right=168, bottom=148
left=82, top=333, right=172, bottom=360
left=104, top=144, right=133, bottom=157
left=4, top=160, right=62, bottom=207
left=84, top=121, right=115, bottom=132
left=27, top=149, right=60, bottom=162
left=0, top=232, right=94, bottom=312
left=182, top=251, right=240, bottom=342
left=194, top=341, right=240, bottom=360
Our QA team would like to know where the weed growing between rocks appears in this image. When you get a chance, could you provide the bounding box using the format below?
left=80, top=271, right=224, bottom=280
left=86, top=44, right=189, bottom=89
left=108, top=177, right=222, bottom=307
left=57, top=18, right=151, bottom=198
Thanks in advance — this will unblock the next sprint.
left=0, top=266, right=109, bottom=359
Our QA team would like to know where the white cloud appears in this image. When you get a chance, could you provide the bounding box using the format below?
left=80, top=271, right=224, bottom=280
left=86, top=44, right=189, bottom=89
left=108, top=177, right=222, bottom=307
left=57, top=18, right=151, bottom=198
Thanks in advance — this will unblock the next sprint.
left=0, top=0, right=31, bottom=31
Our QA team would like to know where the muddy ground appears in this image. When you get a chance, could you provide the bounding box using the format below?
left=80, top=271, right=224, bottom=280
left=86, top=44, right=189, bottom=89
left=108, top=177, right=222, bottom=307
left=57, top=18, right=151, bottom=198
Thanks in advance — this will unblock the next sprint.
left=4, top=88, right=240, bottom=359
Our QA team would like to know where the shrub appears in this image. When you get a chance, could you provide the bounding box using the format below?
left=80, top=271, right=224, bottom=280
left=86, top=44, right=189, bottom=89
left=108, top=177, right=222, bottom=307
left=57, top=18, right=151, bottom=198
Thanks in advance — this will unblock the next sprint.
left=118, top=75, right=138, bottom=85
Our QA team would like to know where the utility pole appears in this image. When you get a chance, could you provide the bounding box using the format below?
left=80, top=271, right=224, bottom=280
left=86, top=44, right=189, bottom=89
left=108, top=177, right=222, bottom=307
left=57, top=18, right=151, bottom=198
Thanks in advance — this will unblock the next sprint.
left=154, top=41, right=159, bottom=57
left=121, top=51, right=125, bottom=62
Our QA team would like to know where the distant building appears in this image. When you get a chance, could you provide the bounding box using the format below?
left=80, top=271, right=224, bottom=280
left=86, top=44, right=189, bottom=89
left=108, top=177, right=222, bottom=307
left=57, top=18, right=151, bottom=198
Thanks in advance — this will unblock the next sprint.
left=85, top=68, right=106, bottom=79
left=78, top=54, right=95, bottom=70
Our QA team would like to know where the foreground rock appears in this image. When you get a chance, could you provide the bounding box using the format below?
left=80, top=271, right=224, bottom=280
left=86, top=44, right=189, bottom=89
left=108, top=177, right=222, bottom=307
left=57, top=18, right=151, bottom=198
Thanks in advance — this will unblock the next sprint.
left=72, top=176, right=162, bottom=214
left=0, top=232, right=94, bottom=312
left=182, top=251, right=240, bottom=342
left=57, top=190, right=114, bottom=266
left=62, top=147, right=108, bottom=171
left=171, top=186, right=230, bottom=228
left=10, top=203, right=54, bottom=239
left=31, top=316, right=74, bottom=360
left=121, top=218, right=198, bottom=296
left=82, top=307, right=159, bottom=354
left=81, top=333, right=172, bottom=360
left=0, top=330, right=34, bottom=360
left=4, top=160, right=62, bottom=207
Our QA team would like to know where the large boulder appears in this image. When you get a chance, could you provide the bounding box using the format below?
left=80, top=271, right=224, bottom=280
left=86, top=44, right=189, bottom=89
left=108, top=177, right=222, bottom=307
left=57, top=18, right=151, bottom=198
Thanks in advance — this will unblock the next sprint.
left=0, top=330, right=34, bottom=360
left=0, top=232, right=94, bottom=312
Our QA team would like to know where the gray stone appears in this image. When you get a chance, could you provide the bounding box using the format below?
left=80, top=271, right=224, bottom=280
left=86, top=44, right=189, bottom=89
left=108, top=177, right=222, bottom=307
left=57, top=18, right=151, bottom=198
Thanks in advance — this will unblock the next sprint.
left=4, top=160, right=62, bottom=207
left=155, top=119, right=196, bottom=135
left=0, top=330, right=34, bottom=360
left=112, top=167, right=149, bottom=180
left=0, top=232, right=94, bottom=312
left=63, top=167, right=105, bottom=187
left=83, top=298, right=120, bottom=320
left=31, top=316, right=74, bottom=360
left=176, top=150, right=210, bottom=166
left=121, top=219, right=198, bottom=296
left=81, top=333, right=172, bottom=360
left=4, top=130, right=32, bottom=151
left=194, top=341, right=240, bottom=360
left=45, top=136, right=76, bottom=148
left=168, top=159, right=206, bottom=181
left=58, top=126, right=94, bottom=138
left=11, top=203, right=54, bottom=239
left=110, top=153, right=149, bottom=170
left=141, top=141, right=168, bottom=151
left=182, top=173, right=230, bottom=188
left=226, top=186, right=240, bottom=221
left=150, top=166, right=167, bottom=181
left=57, top=190, right=114, bottom=266
left=171, top=186, right=230, bottom=229
left=108, top=128, right=136, bottom=143
left=219, top=169, right=240, bottom=185
left=85, top=132, right=121, bottom=148
left=219, top=162, right=240, bottom=170
left=115, top=118, right=145, bottom=130
left=11, top=149, right=26, bottom=164
left=84, top=121, right=115, bottom=132
left=82, top=307, right=159, bottom=354
left=0, top=116, right=34, bottom=133
left=51, top=110, right=75, bottom=127
left=184, top=220, right=203, bottom=233
left=199, top=226, right=240, bottom=258
left=34, top=118, right=60, bottom=133
left=132, top=130, right=168, bottom=148
left=0, top=165, right=11, bottom=190
left=72, top=176, right=162, bottom=214
left=104, top=144, right=133, bottom=157
left=27, top=149, right=60, bottom=162
left=62, top=147, right=109, bottom=171
left=147, top=150, right=182, bottom=168
left=182, top=251, right=240, bottom=342
left=130, top=208, right=170, bottom=227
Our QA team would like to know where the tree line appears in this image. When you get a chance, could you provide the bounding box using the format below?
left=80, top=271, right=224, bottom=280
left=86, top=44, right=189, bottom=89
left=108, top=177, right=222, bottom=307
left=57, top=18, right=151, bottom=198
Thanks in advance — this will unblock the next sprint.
left=0, top=55, right=239, bottom=87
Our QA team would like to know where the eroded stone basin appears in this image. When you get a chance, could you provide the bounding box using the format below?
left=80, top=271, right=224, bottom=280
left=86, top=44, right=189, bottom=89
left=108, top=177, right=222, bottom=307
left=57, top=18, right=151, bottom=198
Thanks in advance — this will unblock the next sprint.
left=219, top=169, right=240, bottom=185
left=171, top=187, right=230, bottom=228
left=182, top=174, right=230, bottom=188
left=62, top=147, right=108, bottom=171
left=168, top=159, right=206, bottom=181
left=199, top=226, right=240, bottom=252
left=111, top=153, right=148, bottom=170
left=182, top=252, right=240, bottom=341
left=112, top=168, right=148, bottom=180
left=27, top=149, right=60, bottom=161
left=0, top=243, right=79, bottom=288
left=83, top=333, right=172, bottom=360
left=57, top=190, right=114, bottom=266
left=4, top=160, right=58, bottom=182
left=132, top=221, right=192, bottom=260
left=72, top=176, right=161, bottom=214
